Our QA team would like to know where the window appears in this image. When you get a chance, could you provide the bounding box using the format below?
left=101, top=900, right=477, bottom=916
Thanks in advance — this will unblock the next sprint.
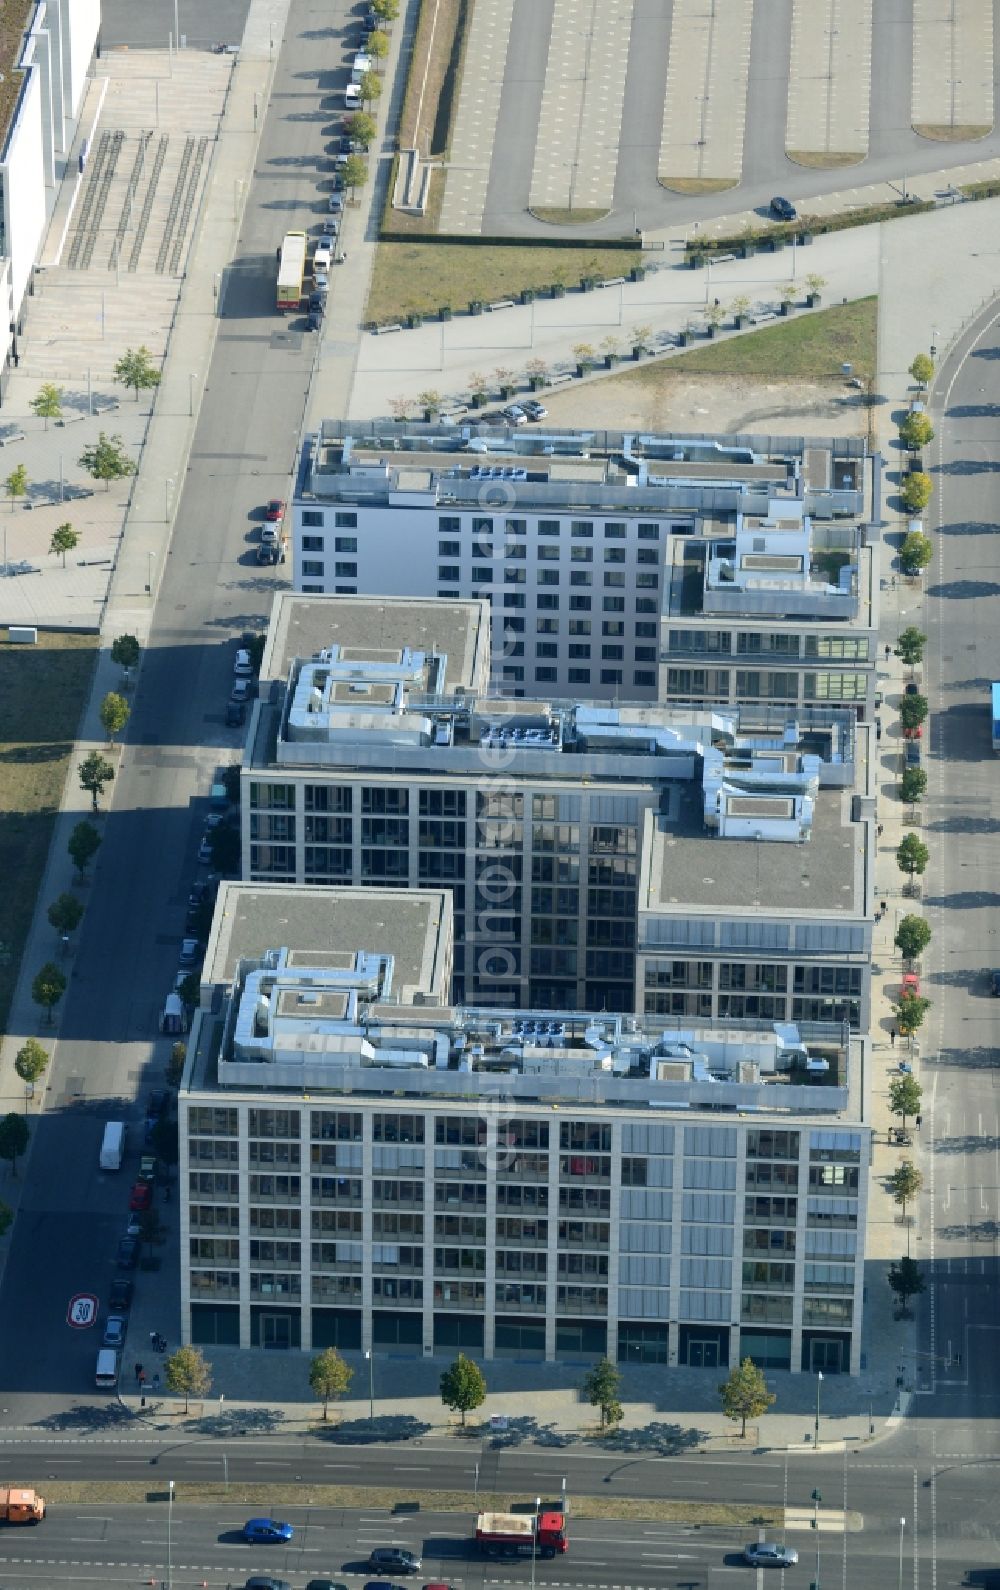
left=505, top=567, right=526, bottom=583
left=502, top=665, right=524, bottom=681
left=604, top=522, right=626, bottom=538
left=334, top=512, right=357, bottom=528
left=502, top=616, right=525, bottom=633
left=334, top=561, right=357, bottom=577
left=504, top=593, right=525, bottom=608
left=603, top=621, right=625, bottom=636
left=635, top=646, right=656, bottom=661
left=568, top=667, right=590, bottom=684
left=637, top=547, right=658, bottom=565
left=635, top=621, right=656, bottom=638
left=604, top=547, right=626, bottom=564
left=604, top=571, right=625, bottom=587
left=538, top=520, right=560, bottom=536
left=537, top=593, right=559, bottom=609
left=537, top=617, right=558, bottom=634
left=472, top=517, right=493, bottom=534
left=538, top=569, right=560, bottom=585
left=302, top=510, right=324, bottom=528
left=536, top=642, right=558, bottom=658
left=636, top=597, right=657, bottom=613
left=335, top=536, right=357, bottom=553
left=570, top=571, right=592, bottom=586
left=438, top=540, right=460, bottom=556
left=636, top=572, right=659, bottom=588
left=302, top=534, right=323, bottom=552
left=601, top=668, right=623, bottom=685
left=604, top=596, right=625, bottom=612
left=571, top=545, right=593, bottom=562
left=335, top=585, right=356, bottom=595
left=602, top=644, right=624, bottom=660
left=439, top=516, right=460, bottom=532
left=569, top=595, right=591, bottom=611
left=568, top=643, right=590, bottom=659
left=438, top=565, right=460, bottom=582
left=571, top=521, right=593, bottom=537
left=537, top=545, right=560, bottom=561
left=568, top=619, right=591, bottom=635
left=535, top=666, right=557, bottom=683
left=301, top=560, right=324, bottom=576
left=472, top=565, right=491, bottom=582
left=634, top=670, right=656, bottom=687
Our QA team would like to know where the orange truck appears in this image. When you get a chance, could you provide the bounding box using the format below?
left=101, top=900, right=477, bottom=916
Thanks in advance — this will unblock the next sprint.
left=0, top=1488, right=45, bottom=1524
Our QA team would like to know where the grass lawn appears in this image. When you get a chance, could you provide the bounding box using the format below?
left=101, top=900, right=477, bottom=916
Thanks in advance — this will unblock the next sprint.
left=367, top=241, right=641, bottom=324
left=0, top=632, right=97, bottom=1036
left=648, top=296, right=878, bottom=382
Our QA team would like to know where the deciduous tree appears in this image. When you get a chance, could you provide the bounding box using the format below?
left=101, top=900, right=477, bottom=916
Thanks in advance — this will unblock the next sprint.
left=79, top=750, right=115, bottom=811
left=5, top=462, right=27, bottom=511
left=49, top=522, right=79, bottom=568
left=32, top=962, right=66, bottom=1025
left=164, top=1344, right=212, bottom=1412
left=309, top=1347, right=354, bottom=1419
left=900, top=473, right=933, bottom=514
left=99, top=691, right=130, bottom=743
left=79, top=432, right=135, bottom=490
left=114, top=345, right=161, bottom=400
left=0, top=1114, right=28, bottom=1177
left=48, top=892, right=83, bottom=938
left=895, top=627, right=926, bottom=668
left=889, top=1075, right=922, bottom=1129
left=30, top=383, right=63, bottom=429
left=13, top=1038, right=48, bottom=1089
left=899, top=530, right=933, bottom=574
left=718, top=1357, right=776, bottom=1438
left=111, top=633, right=141, bottom=671
left=342, top=154, right=368, bottom=196
left=68, top=819, right=101, bottom=877
left=897, top=832, right=929, bottom=879
left=888, top=1255, right=925, bottom=1316
left=899, top=412, right=934, bottom=451
left=582, top=1356, right=623, bottom=1428
left=895, top=990, right=930, bottom=1036
left=888, top=1160, right=923, bottom=1223
left=895, top=915, right=931, bottom=962
left=900, top=768, right=927, bottom=805
left=440, top=1352, right=486, bottom=1425
left=909, top=353, right=934, bottom=388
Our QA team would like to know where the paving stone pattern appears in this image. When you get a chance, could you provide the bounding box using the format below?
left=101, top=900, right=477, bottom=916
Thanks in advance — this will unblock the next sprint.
left=785, top=0, right=872, bottom=165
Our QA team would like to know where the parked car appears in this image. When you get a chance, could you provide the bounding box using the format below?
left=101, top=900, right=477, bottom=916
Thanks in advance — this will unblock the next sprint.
left=264, top=499, right=285, bottom=522
left=231, top=678, right=252, bottom=705
left=367, top=1550, right=422, bottom=1575
left=504, top=405, right=528, bottom=425
left=314, top=245, right=332, bottom=274
left=109, top=1277, right=133, bottom=1313
left=903, top=723, right=922, bottom=739
left=307, top=311, right=323, bottom=331
left=900, top=972, right=920, bottom=998
left=769, top=196, right=796, bottom=221
left=522, top=400, right=547, bottom=420
left=178, top=937, right=202, bottom=967
left=233, top=648, right=253, bottom=676
left=197, top=835, right=214, bottom=864
left=226, top=699, right=247, bottom=726
left=244, top=1580, right=291, bottom=1590
left=116, top=1236, right=139, bottom=1270
left=103, top=1314, right=127, bottom=1348
left=904, top=680, right=920, bottom=696
left=307, top=1582, right=352, bottom=1590
left=243, top=1518, right=294, bottom=1545
left=309, top=291, right=326, bottom=315
left=905, top=740, right=921, bottom=767
left=992, top=969, right=1000, bottom=997
left=744, top=1544, right=798, bottom=1568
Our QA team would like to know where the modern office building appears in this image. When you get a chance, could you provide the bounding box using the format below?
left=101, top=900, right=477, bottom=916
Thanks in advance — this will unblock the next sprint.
left=289, top=420, right=871, bottom=703
left=179, top=880, right=870, bottom=1375
left=243, top=593, right=875, bottom=1026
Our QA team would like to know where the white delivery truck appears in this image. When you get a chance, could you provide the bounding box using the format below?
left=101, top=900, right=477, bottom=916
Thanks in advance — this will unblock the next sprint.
left=95, top=1349, right=120, bottom=1388
left=100, top=1120, right=125, bottom=1171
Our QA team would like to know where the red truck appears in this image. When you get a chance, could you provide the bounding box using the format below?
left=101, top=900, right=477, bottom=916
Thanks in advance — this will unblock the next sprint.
left=476, top=1510, right=567, bottom=1558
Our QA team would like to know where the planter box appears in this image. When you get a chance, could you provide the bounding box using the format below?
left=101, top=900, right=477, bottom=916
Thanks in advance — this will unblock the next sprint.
left=689, top=252, right=704, bottom=269
left=520, top=288, right=535, bottom=305
left=576, top=363, right=591, bottom=378
left=631, top=346, right=644, bottom=360
left=469, top=300, right=484, bottom=316
left=780, top=302, right=792, bottom=315
left=499, top=385, right=515, bottom=399
left=806, top=293, right=821, bottom=308
left=629, top=265, right=646, bottom=282
left=733, top=314, right=746, bottom=329
left=439, top=306, right=452, bottom=321
left=580, top=276, right=596, bottom=291
left=797, top=230, right=813, bottom=245
left=528, top=375, right=547, bottom=390
left=406, top=312, right=422, bottom=328
left=706, top=324, right=718, bottom=338
left=551, top=284, right=566, bottom=298
left=471, top=392, right=487, bottom=408
left=604, top=353, right=618, bottom=368
left=677, top=331, right=689, bottom=347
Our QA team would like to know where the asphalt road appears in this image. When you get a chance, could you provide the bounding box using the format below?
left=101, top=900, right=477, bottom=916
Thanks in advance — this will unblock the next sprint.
left=0, top=0, right=352, bottom=1417
left=0, top=1492, right=987, bottom=1590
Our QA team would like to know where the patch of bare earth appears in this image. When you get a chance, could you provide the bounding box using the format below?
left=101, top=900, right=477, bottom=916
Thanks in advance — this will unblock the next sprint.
left=537, top=372, right=869, bottom=438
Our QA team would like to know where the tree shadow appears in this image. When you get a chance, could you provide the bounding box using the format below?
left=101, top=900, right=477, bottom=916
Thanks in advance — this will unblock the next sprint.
left=931, top=459, right=1000, bottom=475
left=923, top=891, right=1000, bottom=909
left=970, top=346, right=1000, bottom=359
left=945, top=404, right=1000, bottom=418
left=934, top=1135, right=1000, bottom=1155
left=938, top=520, right=999, bottom=536
left=186, top=1406, right=287, bottom=1434
left=596, top=1421, right=707, bottom=1455
left=926, top=581, right=1000, bottom=601
left=485, top=1415, right=575, bottom=1449
left=316, top=1414, right=431, bottom=1444
left=34, top=1401, right=132, bottom=1431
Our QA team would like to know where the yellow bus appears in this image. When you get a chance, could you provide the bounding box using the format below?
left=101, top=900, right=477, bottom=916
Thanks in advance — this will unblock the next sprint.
left=276, top=230, right=307, bottom=313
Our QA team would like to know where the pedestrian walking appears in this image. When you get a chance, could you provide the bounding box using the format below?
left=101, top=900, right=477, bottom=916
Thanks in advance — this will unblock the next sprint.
left=890, top=1027, right=897, bottom=1046
left=134, top=1361, right=143, bottom=1383
left=153, top=1373, right=161, bottom=1391
left=916, top=1114, right=922, bottom=1129
left=877, top=824, right=884, bottom=838
left=885, top=644, right=891, bottom=660
left=881, top=900, right=887, bottom=913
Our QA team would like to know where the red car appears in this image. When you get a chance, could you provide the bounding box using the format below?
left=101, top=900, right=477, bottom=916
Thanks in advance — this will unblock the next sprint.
left=264, top=498, right=285, bottom=522
left=129, top=1180, right=152, bottom=1212
left=903, top=724, right=923, bottom=739
left=900, top=972, right=921, bottom=998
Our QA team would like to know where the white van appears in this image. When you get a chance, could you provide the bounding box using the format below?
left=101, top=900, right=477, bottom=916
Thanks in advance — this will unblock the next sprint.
left=160, top=993, right=187, bottom=1035
left=100, top=1120, right=125, bottom=1171
left=95, top=1348, right=119, bottom=1388
left=344, top=83, right=362, bottom=109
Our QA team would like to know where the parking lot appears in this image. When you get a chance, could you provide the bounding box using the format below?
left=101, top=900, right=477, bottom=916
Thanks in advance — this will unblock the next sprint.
left=429, top=0, right=1000, bottom=237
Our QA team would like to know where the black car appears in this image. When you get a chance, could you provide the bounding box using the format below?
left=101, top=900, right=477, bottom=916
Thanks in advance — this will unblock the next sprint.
left=769, top=195, right=796, bottom=221
left=306, top=1582, right=351, bottom=1590
left=116, top=1236, right=138, bottom=1269
left=905, top=740, right=921, bottom=766
left=244, top=1580, right=291, bottom=1590
left=307, top=311, right=323, bottom=331
left=367, top=1551, right=422, bottom=1574
left=109, top=1277, right=134, bottom=1312
left=991, top=970, right=1000, bottom=997
left=308, top=291, right=326, bottom=314
left=226, top=699, right=247, bottom=725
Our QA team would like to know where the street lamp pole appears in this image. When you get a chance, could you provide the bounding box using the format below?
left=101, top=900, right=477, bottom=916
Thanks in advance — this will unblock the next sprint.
left=814, top=1369, right=823, bottom=1444
left=365, top=1347, right=374, bottom=1421
left=898, top=1517, right=905, bottom=1590
left=167, top=1478, right=174, bottom=1590
left=530, top=1495, right=541, bottom=1590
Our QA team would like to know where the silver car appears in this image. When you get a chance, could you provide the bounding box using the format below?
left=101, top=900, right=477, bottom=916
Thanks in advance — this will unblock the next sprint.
left=744, top=1544, right=798, bottom=1568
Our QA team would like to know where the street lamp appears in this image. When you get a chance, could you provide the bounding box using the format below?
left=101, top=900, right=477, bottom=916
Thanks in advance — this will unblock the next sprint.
left=167, top=1478, right=174, bottom=1589
left=898, top=1517, right=905, bottom=1590
left=814, top=1369, right=823, bottom=1444
left=530, top=1495, right=541, bottom=1590
left=364, top=1347, right=374, bottom=1422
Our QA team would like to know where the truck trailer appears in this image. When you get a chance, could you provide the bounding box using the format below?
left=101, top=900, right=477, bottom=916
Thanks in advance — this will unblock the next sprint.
left=0, top=1488, right=45, bottom=1524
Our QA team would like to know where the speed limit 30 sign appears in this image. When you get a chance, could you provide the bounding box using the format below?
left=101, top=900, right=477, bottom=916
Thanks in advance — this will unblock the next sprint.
left=67, top=1293, right=98, bottom=1329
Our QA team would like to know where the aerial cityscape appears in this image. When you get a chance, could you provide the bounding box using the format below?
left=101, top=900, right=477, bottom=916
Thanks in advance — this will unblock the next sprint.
left=0, top=1, right=996, bottom=1587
